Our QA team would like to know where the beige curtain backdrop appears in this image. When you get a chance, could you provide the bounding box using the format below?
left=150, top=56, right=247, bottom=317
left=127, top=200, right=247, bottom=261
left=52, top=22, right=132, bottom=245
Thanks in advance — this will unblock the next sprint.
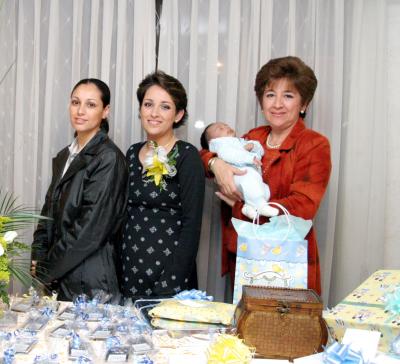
left=1, top=0, right=399, bottom=306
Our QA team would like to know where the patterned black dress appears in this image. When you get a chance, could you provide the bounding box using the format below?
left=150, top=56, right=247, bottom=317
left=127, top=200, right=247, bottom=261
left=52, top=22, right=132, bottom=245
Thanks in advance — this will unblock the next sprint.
left=120, top=141, right=205, bottom=298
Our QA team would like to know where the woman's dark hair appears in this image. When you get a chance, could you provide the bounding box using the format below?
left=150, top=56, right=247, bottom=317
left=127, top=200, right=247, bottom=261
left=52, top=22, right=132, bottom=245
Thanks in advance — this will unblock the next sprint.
left=71, top=78, right=111, bottom=133
left=254, top=56, right=318, bottom=113
left=137, top=71, right=188, bottom=128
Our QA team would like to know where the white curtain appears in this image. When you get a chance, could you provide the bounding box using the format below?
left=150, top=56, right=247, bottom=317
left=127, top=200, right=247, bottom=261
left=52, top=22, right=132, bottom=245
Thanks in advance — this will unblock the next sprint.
left=0, top=0, right=156, bottom=292
left=0, top=0, right=155, bottom=208
left=1, top=0, right=400, bottom=306
left=329, top=0, right=400, bottom=305
left=158, top=0, right=400, bottom=306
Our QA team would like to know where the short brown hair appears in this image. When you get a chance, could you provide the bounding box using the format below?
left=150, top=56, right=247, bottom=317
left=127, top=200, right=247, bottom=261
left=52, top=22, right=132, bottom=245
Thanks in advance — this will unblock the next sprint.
left=254, top=56, right=317, bottom=107
left=137, top=70, right=188, bottom=128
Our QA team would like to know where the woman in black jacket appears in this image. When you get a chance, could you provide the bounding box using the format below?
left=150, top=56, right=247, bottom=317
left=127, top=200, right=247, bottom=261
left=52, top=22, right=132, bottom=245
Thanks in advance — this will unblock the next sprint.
left=31, top=79, right=128, bottom=302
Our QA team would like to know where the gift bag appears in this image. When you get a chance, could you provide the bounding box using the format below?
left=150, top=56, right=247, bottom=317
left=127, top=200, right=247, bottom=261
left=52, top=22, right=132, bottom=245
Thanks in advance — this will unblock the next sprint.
left=232, top=212, right=312, bottom=304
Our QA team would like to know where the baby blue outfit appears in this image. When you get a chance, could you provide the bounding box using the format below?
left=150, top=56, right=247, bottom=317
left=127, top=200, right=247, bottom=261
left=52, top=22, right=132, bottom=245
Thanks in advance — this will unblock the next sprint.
left=209, top=136, right=271, bottom=210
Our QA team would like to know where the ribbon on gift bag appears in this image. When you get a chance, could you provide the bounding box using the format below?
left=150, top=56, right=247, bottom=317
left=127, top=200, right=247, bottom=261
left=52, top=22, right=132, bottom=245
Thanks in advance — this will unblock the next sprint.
left=232, top=205, right=312, bottom=304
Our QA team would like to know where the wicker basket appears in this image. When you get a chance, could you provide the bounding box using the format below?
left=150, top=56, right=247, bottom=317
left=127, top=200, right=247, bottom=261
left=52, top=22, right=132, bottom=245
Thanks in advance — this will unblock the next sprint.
left=235, top=285, right=328, bottom=360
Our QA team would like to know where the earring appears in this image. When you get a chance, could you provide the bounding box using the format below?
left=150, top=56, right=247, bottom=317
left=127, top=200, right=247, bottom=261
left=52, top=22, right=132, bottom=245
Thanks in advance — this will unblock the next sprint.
left=299, top=110, right=306, bottom=118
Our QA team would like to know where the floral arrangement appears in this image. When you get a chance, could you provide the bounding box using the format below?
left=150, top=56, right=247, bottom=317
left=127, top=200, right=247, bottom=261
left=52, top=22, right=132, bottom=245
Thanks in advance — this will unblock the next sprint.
left=0, top=190, right=44, bottom=305
left=143, top=141, right=178, bottom=190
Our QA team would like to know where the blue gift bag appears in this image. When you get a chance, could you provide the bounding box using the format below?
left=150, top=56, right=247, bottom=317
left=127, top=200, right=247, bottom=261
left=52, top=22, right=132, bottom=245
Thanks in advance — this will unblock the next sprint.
left=232, top=214, right=312, bottom=304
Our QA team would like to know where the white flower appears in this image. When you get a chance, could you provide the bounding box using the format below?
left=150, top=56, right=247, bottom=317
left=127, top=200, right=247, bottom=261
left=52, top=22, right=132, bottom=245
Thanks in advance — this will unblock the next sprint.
left=0, top=231, right=18, bottom=257
left=4, top=231, right=18, bottom=243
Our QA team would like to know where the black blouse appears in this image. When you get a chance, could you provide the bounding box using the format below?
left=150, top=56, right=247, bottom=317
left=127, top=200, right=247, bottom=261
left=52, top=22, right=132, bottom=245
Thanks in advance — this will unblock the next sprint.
left=120, top=140, right=205, bottom=297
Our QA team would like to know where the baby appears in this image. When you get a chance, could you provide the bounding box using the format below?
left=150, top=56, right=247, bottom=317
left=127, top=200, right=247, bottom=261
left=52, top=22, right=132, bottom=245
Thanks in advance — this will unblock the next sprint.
left=201, top=122, right=278, bottom=219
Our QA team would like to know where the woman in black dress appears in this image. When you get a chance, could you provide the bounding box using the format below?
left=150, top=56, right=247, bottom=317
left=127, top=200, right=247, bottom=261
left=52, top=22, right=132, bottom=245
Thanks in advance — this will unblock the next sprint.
left=120, top=71, right=205, bottom=298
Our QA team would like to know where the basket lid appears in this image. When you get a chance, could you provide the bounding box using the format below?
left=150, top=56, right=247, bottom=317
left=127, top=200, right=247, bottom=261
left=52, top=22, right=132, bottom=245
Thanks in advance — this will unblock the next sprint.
left=242, top=285, right=322, bottom=305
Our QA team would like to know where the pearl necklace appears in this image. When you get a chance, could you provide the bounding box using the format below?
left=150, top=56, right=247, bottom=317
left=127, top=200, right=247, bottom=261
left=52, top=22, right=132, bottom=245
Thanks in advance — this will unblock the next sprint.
left=266, top=133, right=281, bottom=149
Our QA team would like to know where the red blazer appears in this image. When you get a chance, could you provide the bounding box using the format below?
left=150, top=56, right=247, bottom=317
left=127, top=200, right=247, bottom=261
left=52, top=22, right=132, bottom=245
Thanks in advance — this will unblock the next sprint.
left=200, top=119, right=332, bottom=295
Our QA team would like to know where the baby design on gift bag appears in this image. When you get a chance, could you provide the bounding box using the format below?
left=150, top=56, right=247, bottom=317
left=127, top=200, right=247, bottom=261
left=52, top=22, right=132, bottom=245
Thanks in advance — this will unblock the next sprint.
left=232, top=215, right=312, bottom=304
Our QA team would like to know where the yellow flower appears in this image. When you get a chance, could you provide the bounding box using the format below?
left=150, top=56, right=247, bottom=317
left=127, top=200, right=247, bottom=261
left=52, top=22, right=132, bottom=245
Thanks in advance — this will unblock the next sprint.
left=146, top=155, right=169, bottom=186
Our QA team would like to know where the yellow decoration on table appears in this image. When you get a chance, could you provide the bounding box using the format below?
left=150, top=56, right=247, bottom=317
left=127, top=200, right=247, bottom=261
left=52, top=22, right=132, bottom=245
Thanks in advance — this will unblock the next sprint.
left=207, top=334, right=254, bottom=364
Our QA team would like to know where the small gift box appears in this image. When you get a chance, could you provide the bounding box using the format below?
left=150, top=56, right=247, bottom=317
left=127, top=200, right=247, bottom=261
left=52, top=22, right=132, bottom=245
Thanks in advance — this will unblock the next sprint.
left=58, top=307, right=77, bottom=321
left=105, top=346, right=130, bottom=362
left=324, top=269, right=400, bottom=354
left=69, top=334, right=90, bottom=358
left=49, top=323, right=72, bottom=338
left=128, top=335, right=153, bottom=354
left=13, top=337, right=38, bottom=353
left=89, top=323, right=114, bottom=340
left=10, top=297, right=34, bottom=312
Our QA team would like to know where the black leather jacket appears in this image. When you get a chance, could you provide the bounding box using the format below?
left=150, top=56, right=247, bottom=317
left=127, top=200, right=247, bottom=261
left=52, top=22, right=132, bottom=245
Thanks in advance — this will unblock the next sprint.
left=32, top=130, right=128, bottom=301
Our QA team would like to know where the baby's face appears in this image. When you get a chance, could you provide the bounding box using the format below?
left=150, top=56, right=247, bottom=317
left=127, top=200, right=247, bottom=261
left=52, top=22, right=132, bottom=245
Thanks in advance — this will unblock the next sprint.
left=207, top=122, right=236, bottom=139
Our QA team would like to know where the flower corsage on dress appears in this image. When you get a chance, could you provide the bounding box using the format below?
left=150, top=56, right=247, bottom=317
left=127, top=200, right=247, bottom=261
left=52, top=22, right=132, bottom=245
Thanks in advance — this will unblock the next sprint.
left=143, top=141, right=178, bottom=190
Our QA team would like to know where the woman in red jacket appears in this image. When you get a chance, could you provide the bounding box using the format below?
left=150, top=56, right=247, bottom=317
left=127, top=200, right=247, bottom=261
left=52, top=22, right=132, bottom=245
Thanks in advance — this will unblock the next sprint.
left=201, top=56, right=331, bottom=295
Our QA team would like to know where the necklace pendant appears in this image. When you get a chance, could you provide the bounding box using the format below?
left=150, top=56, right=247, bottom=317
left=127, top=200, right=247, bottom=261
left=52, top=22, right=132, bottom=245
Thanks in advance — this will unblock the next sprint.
left=148, top=140, right=157, bottom=149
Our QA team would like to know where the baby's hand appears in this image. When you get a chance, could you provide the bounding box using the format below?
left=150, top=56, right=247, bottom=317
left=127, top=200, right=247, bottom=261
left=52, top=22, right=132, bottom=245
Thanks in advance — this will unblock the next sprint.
left=253, top=157, right=262, bottom=167
left=244, top=143, right=254, bottom=152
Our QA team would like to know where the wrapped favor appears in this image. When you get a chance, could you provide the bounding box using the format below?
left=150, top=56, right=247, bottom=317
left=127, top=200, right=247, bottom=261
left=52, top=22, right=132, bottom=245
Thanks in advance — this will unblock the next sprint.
left=68, top=333, right=91, bottom=359
left=104, top=336, right=130, bottom=362
left=324, top=269, right=400, bottom=354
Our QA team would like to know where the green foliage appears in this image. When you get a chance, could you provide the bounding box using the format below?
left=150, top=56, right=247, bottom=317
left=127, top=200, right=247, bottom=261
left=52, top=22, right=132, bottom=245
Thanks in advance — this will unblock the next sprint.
left=0, top=189, right=49, bottom=305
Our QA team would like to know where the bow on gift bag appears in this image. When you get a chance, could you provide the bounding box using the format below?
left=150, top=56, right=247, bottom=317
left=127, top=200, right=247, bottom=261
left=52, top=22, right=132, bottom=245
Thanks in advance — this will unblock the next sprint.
left=232, top=212, right=312, bottom=304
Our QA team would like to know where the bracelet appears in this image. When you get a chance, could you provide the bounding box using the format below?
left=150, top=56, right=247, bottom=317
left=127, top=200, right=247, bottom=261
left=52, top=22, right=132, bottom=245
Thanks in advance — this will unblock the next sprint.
left=208, top=157, right=219, bottom=173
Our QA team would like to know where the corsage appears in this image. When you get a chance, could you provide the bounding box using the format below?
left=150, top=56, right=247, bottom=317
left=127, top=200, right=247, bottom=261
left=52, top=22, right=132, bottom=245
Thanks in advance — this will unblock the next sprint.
left=143, top=141, right=177, bottom=190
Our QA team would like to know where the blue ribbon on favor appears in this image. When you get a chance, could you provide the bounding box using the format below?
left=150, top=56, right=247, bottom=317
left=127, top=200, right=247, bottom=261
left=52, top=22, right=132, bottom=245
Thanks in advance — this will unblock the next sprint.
left=174, top=289, right=213, bottom=301
left=71, top=333, right=81, bottom=349
left=123, top=309, right=137, bottom=320
left=40, top=307, right=54, bottom=317
left=3, top=348, right=15, bottom=364
left=115, top=324, right=128, bottom=333
left=0, top=331, right=13, bottom=340
left=106, top=336, right=121, bottom=349
left=324, top=342, right=365, bottom=364
left=75, top=356, right=92, bottom=363
left=33, top=353, right=59, bottom=363
left=14, top=328, right=37, bottom=337
left=136, top=356, right=154, bottom=364
left=391, top=335, right=400, bottom=356
left=78, top=311, right=89, bottom=321
left=385, top=288, right=400, bottom=315
left=74, top=294, right=88, bottom=311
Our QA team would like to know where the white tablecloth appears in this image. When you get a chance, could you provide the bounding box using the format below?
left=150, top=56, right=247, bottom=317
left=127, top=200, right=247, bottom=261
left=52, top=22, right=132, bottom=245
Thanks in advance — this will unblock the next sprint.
left=1, top=302, right=399, bottom=363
